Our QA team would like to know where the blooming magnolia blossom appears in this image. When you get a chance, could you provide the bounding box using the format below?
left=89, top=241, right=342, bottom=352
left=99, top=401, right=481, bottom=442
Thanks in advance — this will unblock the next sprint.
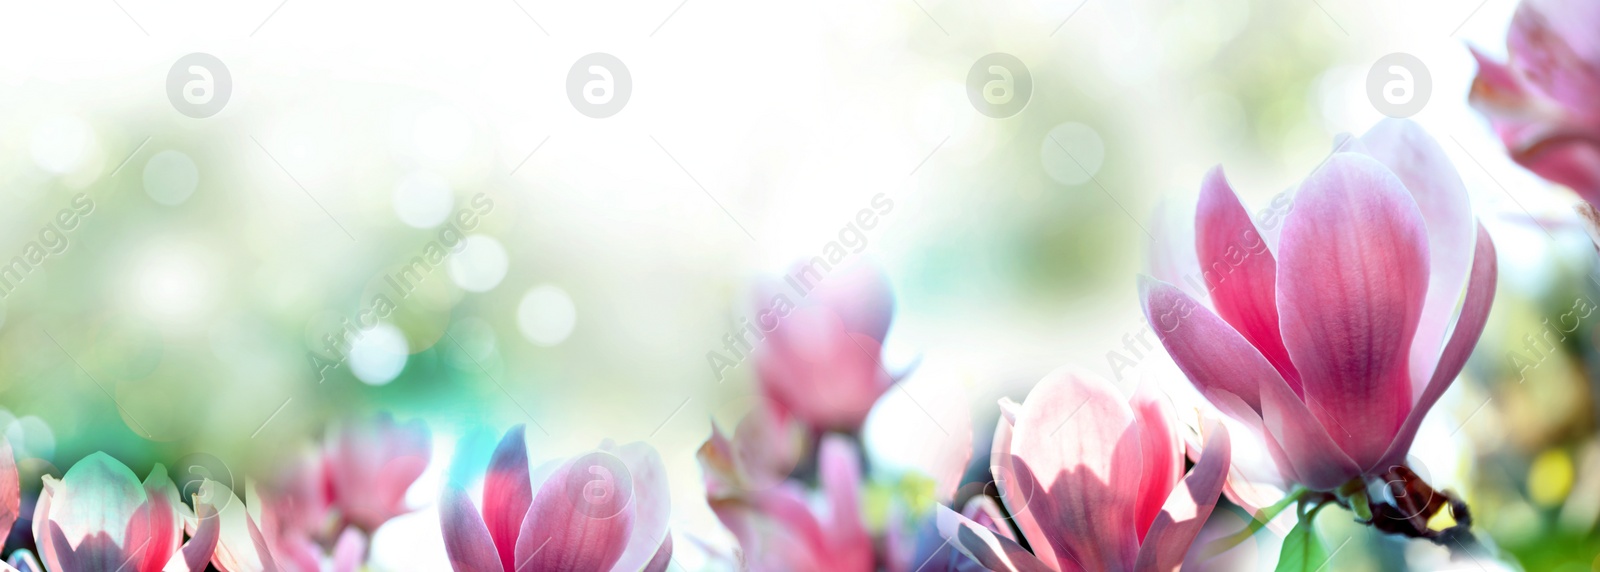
left=25, top=453, right=219, bottom=572
left=756, top=260, right=898, bottom=433
left=440, top=426, right=672, bottom=572
left=1141, top=119, right=1498, bottom=493
left=195, top=480, right=364, bottom=572
left=1469, top=0, right=1600, bottom=205
left=936, top=369, right=1231, bottom=572
left=698, top=428, right=873, bottom=571
left=322, top=414, right=431, bottom=534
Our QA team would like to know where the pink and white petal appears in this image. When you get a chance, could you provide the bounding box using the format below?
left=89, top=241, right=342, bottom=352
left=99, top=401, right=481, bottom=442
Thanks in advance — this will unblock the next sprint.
left=166, top=498, right=220, bottom=572
left=1379, top=224, right=1498, bottom=469
left=934, top=505, right=1056, bottom=572
left=514, top=456, right=635, bottom=572
left=1140, top=278, right=1266, bottom=418
left=1142, top=277, right=1359, bottom=490
left=990, top=399, right=1058, bottom=571
left=440, top=486, right=501, bottom=572
left=960, top=496, right=1015, bottom=542
left=332, top=528, right=366, bottom=572
left=1515, top=133, right=1600, bottom=206
left=643, top=534, right=673, bottom=572
left=608, top=443, right=671, bottom=572
left=1508, top=0, right=1600, bottom=113
left=1009, top=368, right=1142, bottom=571
left=1133, top=423, right=1231, bottom=572
left=819, top=435, right=874, bottom=568
left=128, top=466, right=182, bottom=572
left=1276, top=153, right=1430, bottom=469
left=484, top=425, right=533, bottom=572
left=51, top=452, right=146, bottom=548
left=1357, top=119, right=1478, bottom=401
left=0, top=437, right=16, bottom=549
left=1130, top=385, right=1184, bottom=543
left=807, top=257, right=897, bottom=343
left=1195, top=166, right=1300, bottom=391
left=28, top=477, right=61, bottom=572
left=244, top=516, right=280, bottom=572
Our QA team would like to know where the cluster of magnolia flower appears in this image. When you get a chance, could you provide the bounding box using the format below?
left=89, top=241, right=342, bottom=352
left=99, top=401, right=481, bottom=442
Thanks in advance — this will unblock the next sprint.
left=2, top=0, right=1597, bottom=570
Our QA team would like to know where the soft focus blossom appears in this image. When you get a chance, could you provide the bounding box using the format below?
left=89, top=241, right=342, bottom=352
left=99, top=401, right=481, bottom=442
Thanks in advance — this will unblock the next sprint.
left=198, top=480, right=364, bottom=572
left=322, top=414, right=431, bottom=533
left=1140, top=119, right=1498, bottom=492
left=1469, top=0, right=1600, bottom=205
left=698, top=429, right=873, bottom=571
left=756, top=260, right=898, bottom=433
left=440, top=425, right=672, bottom=572
left=29, top=453, right=219, bottom=572
left=937, top=369, right=1231, bottom=572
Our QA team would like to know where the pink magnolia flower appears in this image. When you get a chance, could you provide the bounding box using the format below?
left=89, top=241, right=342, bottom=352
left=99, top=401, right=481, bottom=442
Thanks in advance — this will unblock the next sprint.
left=1469, top=0, right=1600, bottom=204
left=440, top=426, right=672, bottom=572
left=198, top=480, right=364, bottom=572
left=1140, top=119, right=1498, bottom=492
left=756, top=260, right=898, bottom=433
left=698, top=429, right=873, bottom=571
left=322, top=414, right=431, bottom=533
left=28, top=453, right=220, bottom=572
left=937, top=369, right=1232, bottom=572
left=0, top=437, right=16, bottom=555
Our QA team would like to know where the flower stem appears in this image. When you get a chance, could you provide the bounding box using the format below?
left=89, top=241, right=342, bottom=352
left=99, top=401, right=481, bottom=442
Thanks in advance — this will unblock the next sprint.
left=1202, top=485, right=1309, bottom=558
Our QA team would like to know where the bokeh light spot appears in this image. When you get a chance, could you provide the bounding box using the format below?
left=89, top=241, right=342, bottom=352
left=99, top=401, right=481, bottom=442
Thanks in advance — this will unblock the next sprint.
left=517, top=285, right=576, bottom=347
left=142, top=150, right=200, bottom=206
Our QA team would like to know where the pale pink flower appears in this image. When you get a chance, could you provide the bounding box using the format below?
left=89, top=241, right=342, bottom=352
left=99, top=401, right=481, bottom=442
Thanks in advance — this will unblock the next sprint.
left=28, top=453, right=219, bottom=572
left=322, top=414, right=430, bottom=534
left=756, top=260, right=898, bottom=433
left=937, top=369, right=1231, bottom=572
left=197, top=480, right=364, bottom=572
left=1469, top=0, right=1600, bottom=205
left=698, top=430, right=873, bottom=571
left=440, top=426, right=672, bottom=572
left=1140, top=119, right=1498, bottom=491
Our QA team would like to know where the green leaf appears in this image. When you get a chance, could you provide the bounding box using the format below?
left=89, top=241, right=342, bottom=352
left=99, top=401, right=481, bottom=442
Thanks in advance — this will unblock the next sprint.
left=1275, top=518, right=1329, bottom=572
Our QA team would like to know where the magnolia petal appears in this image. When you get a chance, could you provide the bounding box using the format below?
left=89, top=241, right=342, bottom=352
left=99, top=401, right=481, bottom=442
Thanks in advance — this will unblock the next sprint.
left=51, top=452, right=146, bottom=548
left=245, top=515, right=279, bottom=572
left=819, top=435, right=875, bottom=569
left=1277, top=153, right=1430, bottom=469
left=806, top=257, right=897, bottom=343
left=1195, top=166, right=1300, bottom=392
left=1380, top=224, right=1499, bottom=469
left=1131, top=385, right=1184, bottom=543
left=1142, top=276, right=1359, bottom=490
left=933, top=505, right=1056, bottom=572
left=1507, top=0, right=1600, bottom=112
left=643, top=534, right=673, bottom=572
left=484, top=426, right=533, bottom=572
left=30, top=477, right=60, bottom=570
left=440, top=486, right=501, bottom=572
left=128, top=465, right=182, bottom=572
left=3, top=550, right=38, bottom=572
left=1357, top=119, right=1477, bottom=402
left=757, top=306, right=890, bottom=432
left=989, top=399, right=1058, bottom=571
left=169, top=499, right=220, bottom=572
left=514, top=455, right=635, bottom=572
left=1140, top=277, right=1265, bottom=418
left=1009, top=368, right=1141, bottom=571
left=0, top=437, right=16, bottom=550
left=1133, top=423, right=1231, bottom=572
left=608, top=443, right=671, bottom=572
left=332, top=528, right=366, bottom=572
